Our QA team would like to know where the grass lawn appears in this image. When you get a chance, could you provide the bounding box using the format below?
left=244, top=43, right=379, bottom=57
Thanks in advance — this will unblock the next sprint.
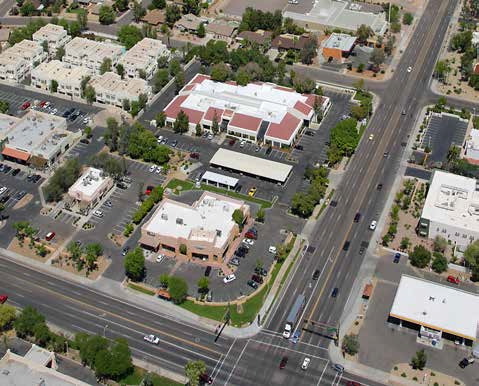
left=179, top=300, right=228, bottom=321
left=354, top=90, right=372, bottom=107
left=164, top=179, right=272, bottom=209
left=119, top=367, right=182, bottom=386
left=128, top=283, right=155, bottom=296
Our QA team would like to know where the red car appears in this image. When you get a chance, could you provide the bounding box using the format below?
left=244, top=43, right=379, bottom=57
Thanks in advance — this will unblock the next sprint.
left=279, top=356, right=288, bottom=369
left=20, top=101, right=30, bottom=110
left=244, top=231, right=257, bottom=240
left=0, top=295, right=7, bottom=304
left=228, top=139, right=235, bottom=146
left=447, top=275, right=460, bottom=284
left=346, top=382, right=361, bottom=386
left=190, top=152, right=200, bottom=159
left=45, top=232, right=56, bottom=241
left=144, top=185, right=154, bottom=195
left=199, top=373, right=212, bottom=384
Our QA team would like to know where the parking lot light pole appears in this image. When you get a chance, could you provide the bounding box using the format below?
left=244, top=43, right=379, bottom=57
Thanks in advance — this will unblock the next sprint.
left=103, top=324, right=109, bottom=338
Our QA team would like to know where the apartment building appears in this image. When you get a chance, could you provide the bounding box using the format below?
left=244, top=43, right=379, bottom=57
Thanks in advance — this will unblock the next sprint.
left=32, top=23, right=71, bottom=57
left=117, top=38, right=170, bottom=80
left=0, top=39, right=46, bottom=82
left=31, top=60, right=90, bottom=97
left=89, top=71, right=151, bottom=107
left=63, top=37, right=124, bottom=74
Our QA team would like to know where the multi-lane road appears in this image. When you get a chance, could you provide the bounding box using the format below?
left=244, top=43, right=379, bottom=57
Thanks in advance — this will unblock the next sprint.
left=1, top=0, right=477, bottom=385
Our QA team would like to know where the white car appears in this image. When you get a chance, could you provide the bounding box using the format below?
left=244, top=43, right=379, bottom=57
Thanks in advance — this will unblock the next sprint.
left=93, top=210, right=103, bottom=218
left=369, top=220, right=377, bottom=230
left=149, top=165, right=156, bottom=173
left=368, top=134, right=374, bottom=141
left=143, top=334, right=160, bottom=344
left=156, top=254, right=165, bottom=263
left=155, top=166, right=162, bottom=174
left=268, top=246, right=277, bottom=254
left=301, top=357, right=311, bottom=370
left=239, top=140, right=246, bottom=148
left=243, top=238, right=254, bottom=246
left=0, top=186, right=7, bottom=195
left=223, top=273, right=236, bottom=284
left=407, top=66, right=412, bottom=73
left=50, top=108, right=58, bottom=115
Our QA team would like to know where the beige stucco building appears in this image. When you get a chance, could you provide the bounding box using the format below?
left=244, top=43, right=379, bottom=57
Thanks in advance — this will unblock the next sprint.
left=139, top=192, right=250, bottom=263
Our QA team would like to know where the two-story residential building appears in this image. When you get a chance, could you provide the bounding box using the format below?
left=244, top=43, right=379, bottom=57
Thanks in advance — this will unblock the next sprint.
left=63, top=37, right=124, bottom=75
left=117, top=38, right=170, bottom=80
left=31, top=60, right=91, bottom=98
left=32, top=23, right=71, bottom=58
left=0, top=39, right=46, bottom=82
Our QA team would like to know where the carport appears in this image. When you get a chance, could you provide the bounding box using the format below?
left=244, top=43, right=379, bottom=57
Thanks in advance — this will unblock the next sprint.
left=209, top=148, right=293, bottom=184
left=201, top=171, right=238, bottom=190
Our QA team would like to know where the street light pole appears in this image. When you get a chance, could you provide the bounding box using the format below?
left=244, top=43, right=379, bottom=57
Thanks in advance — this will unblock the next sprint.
left=103, top=324, right=109, bottom=338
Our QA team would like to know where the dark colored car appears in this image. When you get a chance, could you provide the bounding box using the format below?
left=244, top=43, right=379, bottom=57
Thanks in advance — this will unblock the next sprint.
left=279, top=356, right=288, bottom=369
left=3, top=165, right=11, bottom=174
left=204, top=266, right=212, bottom=277
left=228, top=139, right=236, bottom=146
left=377, top=183, right=383, bottom=191
left=11, top=168, right=20, bottom=176
left=254, top=267, right=267, bottom=276
left=31, top=175, right=41, bottom=183
left=14, top=191, right=26, bottom=200
left=190, top=152, right=200, bottom=159
left=235, top=249, right=246, bottom=258
left=354, top=213, right=361, bottom=223
left=247, top=280, right=258, bottom=289
left=393, top=253, right=401, bottom=264
left=116, top=182, right=128, bottom=189
left=121, top=246, right=130, bottom=256
left=459, top=358, right=474, bottom=368
left=0, top=195, right=10, bottom=204
left=62, top=108, right=74, bottom=118
left=313, top=269, right=320, bottom=280
left=330, top=200, right=337, bottom=207
left=199, top=372, right=213, bottom=384
left=331, top=287, right=339, bottom=297
left=343, top=241, right=350, bottom=251
left=251, top=274, right=263, bottom=284
left=80, top=138, right=90, bottom=144
left=294, top=144, right=304, bottom=150
left=305, top=130, right=315, bottom=136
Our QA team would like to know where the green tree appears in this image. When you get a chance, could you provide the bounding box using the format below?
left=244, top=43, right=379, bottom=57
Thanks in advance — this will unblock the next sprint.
left=197, top=277, right=209, bottom=294
left=464, top=240, right=479, bottom=281
left=152, top=68, right=169, bottom=93
left=409, top=245, right=431, bottom=268
left=108, top=338, right=133, bottom=380
left=168, top=58, right=181, bottom=76
left=117, top=25, right=143, bottom=50
left=84, top=85, right=96, bottom=105
left=256, top=207, right=265, bottom=222
left=122, top=99, right=130, bottom=111
left=232, top=209, right=244, bottom=226
left=114, top=0, right=128, bottom=11
left=0, top=100, right=10, bottom=114
left=210, top=63, right=231, bottom=82
left=99, top=5, right=116, bottom=25
left=104, top=117, right=120, bottom=151
left=175, top=70, right=185, bottom=92
left=115, top=63, right=125, bottom=79
left=390, top=22, right=401, bottom=33
left=342, top=334, right=360, bottom=355
left=329, top=118, right=359, bottom=157
left=77, top=8, right=88, bottom=30
left=68, top=21, right=81, bottom=38
left=384, top=35, right=395, bottom=56
left=173, top=110, right=189, bottom=134
left=179, top=243, right=187, bottom=255
left=357, top=63, right=365, bottom=73
left=20, top=1, right=35, bottom=16
left=67, top=240, right=82, bottom=262
left=152, top=0, right=166, bottom=9
left=168, top=276, right=188, bottom=304
left=75, top=333, right=108, bottom=368
left=291, top=192, right=316, bottom=218
left=400, top=237, right=410, bottom=250
left=433, top=235, right=447, bottom=253
left=300, top=35, right=317, bottom=65
left=411, top=349, right=427, bottom=370
left=84, top=243, right=103, bottom=272
left=431, top=253, right=448, bottom=274
left=197, top=22, right=205, bottom=38
left=165, top=4, right=181, bottom=27
left=211, top=112, right=219, bottom=135
left=155, top=111, right=166, bottom=128
left=99, top=58, right=112, bottom=75
left=182, top=0, right=200, bottom=15
left=132, top=1, right=146, bottom=23
left=195, top=123, right=202, bottom=136
left=158, top=273, right=169, bottom=288
left=356, top=24, right=373, bottom=42
left=123, top=247, right=145, bottom=281
left=185, top=360, right=206, bottom=386
left=49, top=79, right=58, bottom=93
left=402, top=12, right=413, bottom=25
left=370, top=47, right=385, bottom=67
left=14, top=306, right=45, bottom=338
left=43, top=159, right=81, bottom=202
left=0, top=304, right=16, bottom=331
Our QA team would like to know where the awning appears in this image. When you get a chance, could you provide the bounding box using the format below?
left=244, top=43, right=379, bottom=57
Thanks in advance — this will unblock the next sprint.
left=2, top=147, right=30, bottom=161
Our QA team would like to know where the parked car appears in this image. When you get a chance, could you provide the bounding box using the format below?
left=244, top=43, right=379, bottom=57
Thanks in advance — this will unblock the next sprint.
left=190, top=152, right=200, bottom=159
left=248, top=187, right=257, bottom=197
left=240, top=140, right=246, bottom=148
left=447, top=275, right=460, bottom=284
left=459, top=357, right=474, bottom=368
left=11, top=168, right=20, bottom=176
left=254, top=267, right=267, bottom=276
left=244, top=231, right=257, bottom=240
left=393, top=253, right=401, bottom=264
left=243, top=238, right=254, bottom=246
left=45, top=232, right=56, bottom=241
left=223, top=274, right=236, bottom=284
left=294, top=144, right=304, bottom=151
left=304, top=130, right=315, bottom=136
left=346, top=382, right=361, bottom=386
left=301, top=357, right=310, bottom=370
left=0, top=195, right=10, bottom=203
left=332, top=363, right=344, bottom=373
left=143, top=334, right=160, bottom=344
left=3, top=165, right=11, bottom=174
left=144, top=185, right=154, bottom=195
left=14, top=191, right=26, bottom=200
left=268, top=246, right=277, bottom=254
left=251, top=274, right=263, bottom=284
left=247, top=280, right=258, bottom=289
left=20, top=101, right=30, bottom=110
left=230, top=257, right=240, bottom=266
left=156, top=254, right=165, bottom=263
left=368, top=134, right=374, bottom=140
left=31, top=175, right=41, bottom=183
left=228, top=139, right=236, bottom=146
left=121, top=246, right=130, bottom=256
left=377, top=183, right=383, bottom=191
left=80, top=138, right=90, bottom=145
left=199, top=373, right=213, bottom=384
left=149, top=165, right=156, bottom=173
left=279, top=356, right=288, bottom=369
left=171, top=140, right=178, bottom=147
left=0, top=186, right=7, bottom=195
left=204, top=266, right=212, bottom=277
left=93, top=210, right=103, bottom=218
left=0, top=295, right=7, bottom=304
left=116, top=182, right=128, bottom=189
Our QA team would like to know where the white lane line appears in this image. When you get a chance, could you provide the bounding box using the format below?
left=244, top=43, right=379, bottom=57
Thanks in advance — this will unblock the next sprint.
left=248, top=339, right=329, bottom=360
left=316, top=359, right=330, bottom=386
left=213, top=338, right=237, bottom=381
left=224, top=340, right=248, bottom=386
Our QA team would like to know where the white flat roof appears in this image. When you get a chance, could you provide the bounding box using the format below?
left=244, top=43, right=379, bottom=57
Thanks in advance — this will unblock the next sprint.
left=202, top=171, right=238, bottom=187
left=210, top=148, right=293, bottom=182
left=390, top=275, right=479, bottom=340
left=69, top=167, right=110, bottom=200
left=323, top=33, right=357, bottom=51
left=144, top=192, right=245, bottom=248
left=421, top=170, right=479, bottom=233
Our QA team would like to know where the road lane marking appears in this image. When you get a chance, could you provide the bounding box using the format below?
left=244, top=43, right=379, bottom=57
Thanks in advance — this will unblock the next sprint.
left=212, top=338, right=236, bottom=383
left=224, top=340, right=248, bottom=385
left=316, top=359, right=329, bottom=386
left=247, top=339, right=329, bottom=360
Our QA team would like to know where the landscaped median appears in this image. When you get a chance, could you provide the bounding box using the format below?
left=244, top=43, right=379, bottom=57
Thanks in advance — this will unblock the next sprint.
left=125, top=236, right=300, bottom=327
left=165, top=178, right=273, bottom=209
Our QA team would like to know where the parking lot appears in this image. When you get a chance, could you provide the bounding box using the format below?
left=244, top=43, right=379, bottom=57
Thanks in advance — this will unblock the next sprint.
left=421, top=113, right=468, bottom=165
left=0, top=84, right=99, bottom=132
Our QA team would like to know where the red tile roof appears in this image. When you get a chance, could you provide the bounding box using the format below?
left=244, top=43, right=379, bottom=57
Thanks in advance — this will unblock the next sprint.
left=164, top=94, right=203, bottom=124
left=294, top=100, right=312, bottom=116
left=265, top=113, right=301, bottom=141
left=274, top=85, right=294, bottom=92
left=303, top=94, right=317, bottom=107
left=229, top=113, right=262, bottom=132
left=182, top=84, right=196, bottom=91
left=2, top=147, right=30, bottom=161
left=203, top=107, right=223, bottom=122
left=189, top=73, right=210, bottom=85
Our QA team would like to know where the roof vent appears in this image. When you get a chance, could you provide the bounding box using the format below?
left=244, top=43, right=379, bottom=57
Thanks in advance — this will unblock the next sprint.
left=429, top=296, right=435, bottom=301
left=176, top=218, right=183, bottom=225
left=161, top=213, right=168, bottom=220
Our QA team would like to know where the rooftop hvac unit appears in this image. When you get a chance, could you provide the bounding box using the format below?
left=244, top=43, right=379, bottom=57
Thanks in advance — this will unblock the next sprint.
left=176, top=218, right=183, bottom=225
left=161, top=213, right=168, bottom=220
